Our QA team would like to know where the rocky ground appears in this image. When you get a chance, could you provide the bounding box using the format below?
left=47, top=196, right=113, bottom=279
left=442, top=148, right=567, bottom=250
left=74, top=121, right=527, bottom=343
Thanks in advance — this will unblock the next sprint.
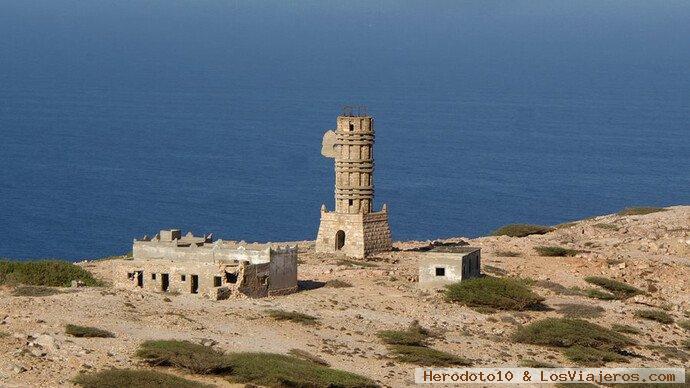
left=1, top=206, right=688, bottom=387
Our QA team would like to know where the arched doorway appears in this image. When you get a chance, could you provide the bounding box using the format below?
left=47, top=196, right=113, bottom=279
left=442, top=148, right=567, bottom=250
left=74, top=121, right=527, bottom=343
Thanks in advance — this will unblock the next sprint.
left=335, top=230, right=345, bottom=250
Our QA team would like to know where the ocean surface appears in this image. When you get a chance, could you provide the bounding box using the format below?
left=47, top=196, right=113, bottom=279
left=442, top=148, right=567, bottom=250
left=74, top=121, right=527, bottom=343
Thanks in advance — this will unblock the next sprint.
left=1, top=1, right=689, bottom=260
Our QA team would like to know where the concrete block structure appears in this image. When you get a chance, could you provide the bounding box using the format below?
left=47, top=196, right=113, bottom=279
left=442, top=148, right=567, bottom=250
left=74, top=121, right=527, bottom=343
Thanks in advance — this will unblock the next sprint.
left=316, top=113, right=393, bottom=258
left=115, top=230, right=298, bottom=299
left=418, top=248, right=482, bottom=291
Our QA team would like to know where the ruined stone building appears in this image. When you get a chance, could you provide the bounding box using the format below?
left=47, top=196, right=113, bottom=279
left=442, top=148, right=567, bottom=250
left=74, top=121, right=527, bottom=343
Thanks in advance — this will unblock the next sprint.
left=316, top=113, right=393, bottom=258
left=418, top=248, right=482, bottom=291
left=115, top=229, right=298, bottom=299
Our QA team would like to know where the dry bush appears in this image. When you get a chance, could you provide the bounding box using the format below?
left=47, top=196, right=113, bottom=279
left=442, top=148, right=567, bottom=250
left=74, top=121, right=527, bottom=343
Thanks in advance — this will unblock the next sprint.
left=266, top=309, right=319, bottom=325
left=388, top=345, right=471, bottom=367
left=65, top=324, right=115, bottom=338
left=325, top=279, right=352, bottom=288
left=73, top=369, right=207, bottom=388
left=534, top=246, right=579, bottom=257
left=634, top=309, right=674, bottom=324
left=491, top=224, right=553, bottom=237
left=584, top=277, right=642, bottom=299
left=12, top=286, right=62, bottom=297
left=617, top=207, right=666, bottom=216
left=377, top=320, right=431, bottom=347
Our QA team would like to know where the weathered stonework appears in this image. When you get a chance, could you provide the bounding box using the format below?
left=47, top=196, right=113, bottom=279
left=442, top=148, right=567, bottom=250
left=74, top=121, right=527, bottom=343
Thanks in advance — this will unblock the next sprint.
left=116, top=230, right=298, bottom=299
left=418, top=248, right=482, bottom=291
left=316, top=114, right=393, bottom=258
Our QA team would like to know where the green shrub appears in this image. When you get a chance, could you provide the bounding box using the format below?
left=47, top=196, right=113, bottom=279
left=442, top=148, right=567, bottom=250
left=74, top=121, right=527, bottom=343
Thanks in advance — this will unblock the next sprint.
left=325, top=279, right=352, bottom=288
left=557, top=304, right=605, bottom=318
left=594, top=223, right=619, bottom=231
left=73, top=369, right=208, bottom=388
left=617, top=207, right=666, bottom=216
left=634, top=309, right=674, bottom=324
left=445, top=276, right=545, bottom=311
left=266, top=309, right=319, bottom=325
left=584, top=277, right=642, bottom=299
left=678, top=320, right=690, bottom=330
left=491, top=224, right=553, bottom=237
left=683, top=339, right=690, bottom=350
left=65, top=324, right=115, bottom=338
left=534, top=246, right=579, bottom=257
left=586, top=289, right=618, bottom=300
left=377, top=321, right=431, bottom=346
left=0, top=260, right=101, bottom=287
left=226, top=352, right=376, bottom=387
left=388, top=345, right=471, bottom=366
left=495, top=250, right=522, bottom=257
left=136, top=340, right=375, bottom=387
left=136, top=340, right=233, bottom=374
left=611, top=324, right=641, bottom=335
left=563, top=346, right=628, bottom=366
left=0, top=331, right=9, bottom=338
left=12, top=286, right=62, bottom=297
left=513, top=318, right=634, bottom=351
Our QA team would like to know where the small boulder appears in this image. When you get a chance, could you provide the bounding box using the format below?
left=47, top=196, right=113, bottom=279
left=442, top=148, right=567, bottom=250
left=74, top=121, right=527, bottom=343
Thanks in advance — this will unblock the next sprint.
left=29, top=347, right=46, bottom=358
left=33, top=334, right=59, bottom=352
left=199, top=338, right=217, bottom=347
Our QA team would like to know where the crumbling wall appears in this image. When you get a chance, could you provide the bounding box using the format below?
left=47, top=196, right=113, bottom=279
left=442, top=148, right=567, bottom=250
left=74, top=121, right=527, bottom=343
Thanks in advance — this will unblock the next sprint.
left=268, top=250, right=298, bottom=295
left=114, top=259, right=230, bottom=297
left=207, top=286, right=231, bottom=301
left=237, top=262, right=270, bottom=298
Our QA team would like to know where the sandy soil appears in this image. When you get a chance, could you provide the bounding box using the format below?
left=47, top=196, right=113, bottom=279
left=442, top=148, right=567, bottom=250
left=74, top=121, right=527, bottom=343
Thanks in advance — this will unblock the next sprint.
left=1, top=206, right=688, bottom=387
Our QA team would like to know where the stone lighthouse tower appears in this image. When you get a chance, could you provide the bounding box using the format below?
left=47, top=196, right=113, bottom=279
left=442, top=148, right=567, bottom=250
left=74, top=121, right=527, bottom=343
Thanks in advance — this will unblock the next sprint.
left=316, top=110, right=392, bottom=258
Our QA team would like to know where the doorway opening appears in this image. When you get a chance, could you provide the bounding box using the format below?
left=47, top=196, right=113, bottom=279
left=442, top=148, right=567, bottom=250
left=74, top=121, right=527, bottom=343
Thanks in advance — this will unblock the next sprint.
left=161, top=273, right=169, bottom=292
left=191, top=275, right=199, bottom=294
left=136, top=271, right=143, bottom=288
left=335, top=230, right=345, bottom=251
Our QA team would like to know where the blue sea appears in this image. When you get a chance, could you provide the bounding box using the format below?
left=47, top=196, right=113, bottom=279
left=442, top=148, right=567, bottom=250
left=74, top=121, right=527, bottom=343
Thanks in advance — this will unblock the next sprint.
left=1, top=1, right=689, bottom=260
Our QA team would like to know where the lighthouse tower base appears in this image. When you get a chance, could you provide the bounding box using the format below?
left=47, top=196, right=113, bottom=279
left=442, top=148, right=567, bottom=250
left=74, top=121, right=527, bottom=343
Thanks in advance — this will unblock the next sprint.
left=316, top=205, right=392, bottom=259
